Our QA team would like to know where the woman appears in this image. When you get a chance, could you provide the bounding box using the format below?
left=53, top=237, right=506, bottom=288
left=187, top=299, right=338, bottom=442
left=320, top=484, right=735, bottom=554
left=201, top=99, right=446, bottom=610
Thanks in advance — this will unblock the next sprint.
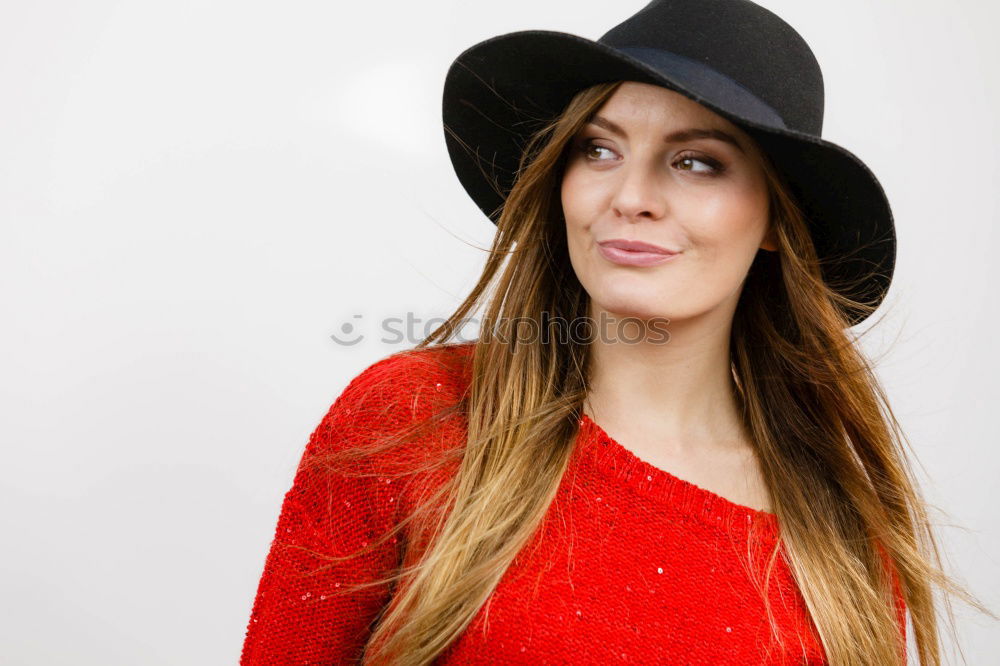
left=240, top=1, right=986, bottom=664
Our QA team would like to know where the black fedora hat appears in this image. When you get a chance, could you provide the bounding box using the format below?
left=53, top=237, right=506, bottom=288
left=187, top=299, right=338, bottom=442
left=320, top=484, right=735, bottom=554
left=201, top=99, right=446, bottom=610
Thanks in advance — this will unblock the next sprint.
left=441, top=0, right=896, bottom=328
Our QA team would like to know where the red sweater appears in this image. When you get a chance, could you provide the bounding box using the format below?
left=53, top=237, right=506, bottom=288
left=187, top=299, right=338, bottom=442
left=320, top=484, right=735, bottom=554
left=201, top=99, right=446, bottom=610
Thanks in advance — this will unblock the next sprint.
left=240, top=342, right=906, bottom=664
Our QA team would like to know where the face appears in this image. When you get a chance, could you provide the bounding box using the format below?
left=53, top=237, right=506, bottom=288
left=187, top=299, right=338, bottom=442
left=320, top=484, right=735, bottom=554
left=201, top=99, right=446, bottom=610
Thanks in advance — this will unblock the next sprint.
left=560, top=81, right=776, bottom=327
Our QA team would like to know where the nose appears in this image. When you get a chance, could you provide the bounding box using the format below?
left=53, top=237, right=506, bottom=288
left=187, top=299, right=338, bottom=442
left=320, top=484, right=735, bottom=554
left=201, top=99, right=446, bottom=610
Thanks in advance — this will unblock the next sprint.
left=610, top=161, right=667, bottom=222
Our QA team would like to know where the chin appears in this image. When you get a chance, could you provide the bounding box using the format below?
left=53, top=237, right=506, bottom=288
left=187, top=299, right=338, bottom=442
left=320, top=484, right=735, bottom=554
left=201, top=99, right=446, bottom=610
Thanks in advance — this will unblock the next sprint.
left=593, top=296, right=670, bottom=322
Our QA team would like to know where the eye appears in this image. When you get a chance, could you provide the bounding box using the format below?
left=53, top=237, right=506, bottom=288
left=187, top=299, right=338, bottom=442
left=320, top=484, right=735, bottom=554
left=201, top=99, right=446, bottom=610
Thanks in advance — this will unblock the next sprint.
left=673, top=152, right=723, bottom=175
left=577, top=139, right=617, bottom=162
left=576, top=139, right=724, bottom=176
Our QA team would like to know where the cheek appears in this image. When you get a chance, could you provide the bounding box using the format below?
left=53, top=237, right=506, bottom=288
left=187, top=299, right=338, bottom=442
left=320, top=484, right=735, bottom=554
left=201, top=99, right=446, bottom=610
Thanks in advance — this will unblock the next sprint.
left=560, top=171, right=600, bottom=250
left=733, top=170, right=771, bottom=233
left=560, top=178, right=598, bottom=290
left=560, top=168, right=598, bottom=223
left=688, top=181, right=769, bottom=253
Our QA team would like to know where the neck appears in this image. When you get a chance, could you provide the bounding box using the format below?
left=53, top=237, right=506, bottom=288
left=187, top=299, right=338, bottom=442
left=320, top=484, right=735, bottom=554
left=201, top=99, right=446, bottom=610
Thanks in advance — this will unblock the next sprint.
left=583, top=303, right=750, bottom=455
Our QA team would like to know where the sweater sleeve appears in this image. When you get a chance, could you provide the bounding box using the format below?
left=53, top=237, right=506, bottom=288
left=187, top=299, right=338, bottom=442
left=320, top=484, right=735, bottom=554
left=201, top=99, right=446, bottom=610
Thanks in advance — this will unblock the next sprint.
left=240, top=358, right=408, bottom=665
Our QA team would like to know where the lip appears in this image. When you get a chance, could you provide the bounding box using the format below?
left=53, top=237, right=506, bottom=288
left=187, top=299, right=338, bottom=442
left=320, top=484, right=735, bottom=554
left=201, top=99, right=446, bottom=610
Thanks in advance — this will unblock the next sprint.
left=598, top=238, right=679, bottom=254
left=597, top=238, right=682, bottom=267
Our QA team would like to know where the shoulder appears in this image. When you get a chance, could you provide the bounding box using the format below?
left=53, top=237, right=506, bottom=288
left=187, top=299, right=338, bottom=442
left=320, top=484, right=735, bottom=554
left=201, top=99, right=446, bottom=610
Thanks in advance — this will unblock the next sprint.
left=308, top=341, right=475, bottom=457
left=336, top=341, right=474, bottom=414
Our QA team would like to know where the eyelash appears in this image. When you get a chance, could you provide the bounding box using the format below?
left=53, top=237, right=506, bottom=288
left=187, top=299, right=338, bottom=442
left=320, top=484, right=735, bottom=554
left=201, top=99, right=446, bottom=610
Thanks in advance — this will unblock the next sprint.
left=575, top=138, right=725, bottom=175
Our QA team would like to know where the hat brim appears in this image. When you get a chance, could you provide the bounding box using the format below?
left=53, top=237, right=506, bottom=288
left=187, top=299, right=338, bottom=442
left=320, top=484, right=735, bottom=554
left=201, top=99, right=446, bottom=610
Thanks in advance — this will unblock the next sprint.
left=442, top=30, right=895, bottom=327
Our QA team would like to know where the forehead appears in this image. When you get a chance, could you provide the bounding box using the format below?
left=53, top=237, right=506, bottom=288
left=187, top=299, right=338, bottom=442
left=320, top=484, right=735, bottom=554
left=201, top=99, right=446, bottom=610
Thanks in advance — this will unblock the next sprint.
left=589, top=81, right=761, bottom=159
left=596, top=81, right=742, bottom=132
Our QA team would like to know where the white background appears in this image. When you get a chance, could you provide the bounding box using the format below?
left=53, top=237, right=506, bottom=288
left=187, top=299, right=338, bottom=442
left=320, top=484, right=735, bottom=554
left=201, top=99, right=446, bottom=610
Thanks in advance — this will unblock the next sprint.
left=1, top=1, right=997, bottom=663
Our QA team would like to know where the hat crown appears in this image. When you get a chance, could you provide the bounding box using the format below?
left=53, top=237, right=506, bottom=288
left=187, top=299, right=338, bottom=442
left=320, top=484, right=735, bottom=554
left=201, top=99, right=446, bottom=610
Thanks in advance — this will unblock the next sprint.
left=598, top=0, right=825, bottom=135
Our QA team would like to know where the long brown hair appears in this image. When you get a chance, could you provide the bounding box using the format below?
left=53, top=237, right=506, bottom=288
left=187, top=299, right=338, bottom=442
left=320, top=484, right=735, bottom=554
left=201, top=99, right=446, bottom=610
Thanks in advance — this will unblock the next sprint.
left=304, top=80, right=992, bottom=665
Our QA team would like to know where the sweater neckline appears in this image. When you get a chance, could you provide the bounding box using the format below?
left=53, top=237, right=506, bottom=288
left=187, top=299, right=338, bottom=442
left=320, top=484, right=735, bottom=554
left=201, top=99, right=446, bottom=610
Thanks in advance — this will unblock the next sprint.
left=576, top=412, right=779, bottom=539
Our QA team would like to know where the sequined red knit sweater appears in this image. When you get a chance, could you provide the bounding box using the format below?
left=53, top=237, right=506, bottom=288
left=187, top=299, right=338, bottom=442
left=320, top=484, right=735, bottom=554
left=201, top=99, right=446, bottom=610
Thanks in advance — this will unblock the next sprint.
left=240, top=341, right=907, bottom=664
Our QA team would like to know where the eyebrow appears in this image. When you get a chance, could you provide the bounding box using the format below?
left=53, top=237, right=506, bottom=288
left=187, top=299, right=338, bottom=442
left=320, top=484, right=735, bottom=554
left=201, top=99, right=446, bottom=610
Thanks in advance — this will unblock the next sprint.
left=586, top=115, right=746, bottom=154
